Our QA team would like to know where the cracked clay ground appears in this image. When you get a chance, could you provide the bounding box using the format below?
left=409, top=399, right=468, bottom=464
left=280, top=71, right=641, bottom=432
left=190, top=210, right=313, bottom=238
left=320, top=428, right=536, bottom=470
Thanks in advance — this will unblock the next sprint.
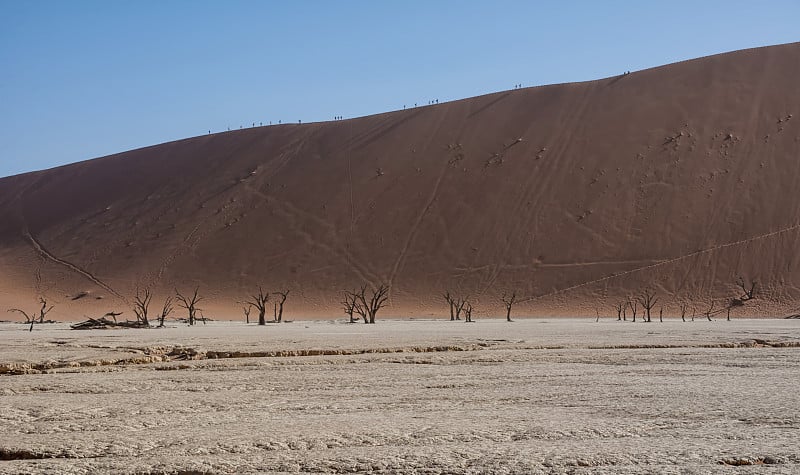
left=1, top=319, right=799, bottom=474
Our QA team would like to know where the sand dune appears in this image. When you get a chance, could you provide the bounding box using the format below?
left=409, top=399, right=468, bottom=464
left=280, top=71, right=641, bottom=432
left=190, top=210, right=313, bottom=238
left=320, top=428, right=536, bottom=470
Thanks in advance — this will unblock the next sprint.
left=1, top=43, right=799, bottom=320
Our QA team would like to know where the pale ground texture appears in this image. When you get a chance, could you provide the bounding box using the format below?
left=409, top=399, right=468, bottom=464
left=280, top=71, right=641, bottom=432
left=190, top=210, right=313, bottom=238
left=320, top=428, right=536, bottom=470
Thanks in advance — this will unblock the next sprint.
left=1, top=318, right=799, bottom=474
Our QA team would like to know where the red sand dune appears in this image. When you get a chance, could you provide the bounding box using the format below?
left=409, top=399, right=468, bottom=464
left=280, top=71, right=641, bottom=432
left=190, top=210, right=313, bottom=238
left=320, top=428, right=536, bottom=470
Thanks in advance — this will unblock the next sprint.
left=1, top=43, right=799, bottom=320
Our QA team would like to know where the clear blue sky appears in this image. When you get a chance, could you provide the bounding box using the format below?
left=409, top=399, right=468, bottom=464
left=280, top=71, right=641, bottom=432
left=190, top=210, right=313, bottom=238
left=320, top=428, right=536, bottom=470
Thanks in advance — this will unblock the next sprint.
left=1, top=1, right=798, bottom=178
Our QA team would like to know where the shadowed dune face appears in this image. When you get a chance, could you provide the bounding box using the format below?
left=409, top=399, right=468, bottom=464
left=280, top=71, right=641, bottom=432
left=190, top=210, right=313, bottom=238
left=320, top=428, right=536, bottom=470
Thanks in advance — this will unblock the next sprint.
left=1, top=43, right=800, bottom=320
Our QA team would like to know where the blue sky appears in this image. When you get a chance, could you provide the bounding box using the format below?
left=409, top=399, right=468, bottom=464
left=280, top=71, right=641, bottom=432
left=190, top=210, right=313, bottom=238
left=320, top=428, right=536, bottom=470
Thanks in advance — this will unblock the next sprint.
left=1, top=1, right=798, bottom=178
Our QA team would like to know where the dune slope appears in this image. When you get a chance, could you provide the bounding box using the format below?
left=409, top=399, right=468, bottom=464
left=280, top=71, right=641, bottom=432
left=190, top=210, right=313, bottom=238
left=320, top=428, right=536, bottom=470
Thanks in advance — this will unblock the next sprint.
left=1, top=43, right=799, bottom=319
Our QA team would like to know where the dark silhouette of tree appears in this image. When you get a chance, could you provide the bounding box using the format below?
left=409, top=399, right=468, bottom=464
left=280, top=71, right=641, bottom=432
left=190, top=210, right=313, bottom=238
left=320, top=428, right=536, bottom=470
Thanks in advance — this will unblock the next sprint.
left=453, top=296, right=468, bottom=321
left=614, top=301, right=626, bottom=321
left=342, top=291, right=358, bottom=323
left=352, top=284, right=389, bottom=324
left=464, top=301, right=474, bottom=322
left=133, top=287, right=152, bottom=326
left=243, top=305, right=251, bottom=324
left=628, top=298, right=638, bottom=322
left=704, top=300, right=716, bottom=321
left=176, top=287, right=203, bottom=325
left=736, top=276, right=757, bottom=302
left=638, top=290, right=658, bottom=322
left=246, top=287, right=270, bottom=325
left=442, top=291, right=468, bottom=320
left=157, top=297, right=173, bottom=328
left=273, top=290, right=289, bottom=322
left=8, top=297, right=54, bottom=331
left=679, top=302, right=689, bottom=322
left=728, top=276, right=758, bottom=320
left=502, top=292, right=517, bottom=322
left=443, top=291, right=456, bottom=320
left=348, top=287, right=368, bottom=323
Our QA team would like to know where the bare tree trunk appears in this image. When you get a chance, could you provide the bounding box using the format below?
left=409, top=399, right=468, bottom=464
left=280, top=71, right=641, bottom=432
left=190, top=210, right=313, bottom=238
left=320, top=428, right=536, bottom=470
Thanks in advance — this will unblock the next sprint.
left=502, top=292, right=516, bottom=322
left=274, top=291, right=289, bottom=323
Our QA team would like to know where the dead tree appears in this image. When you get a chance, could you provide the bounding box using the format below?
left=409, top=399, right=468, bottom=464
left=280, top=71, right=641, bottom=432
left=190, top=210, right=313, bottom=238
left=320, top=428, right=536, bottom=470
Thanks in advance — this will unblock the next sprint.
left=7, top=307, right=35, bottom=324
left=176, top=287, right=203, bottom=326
left=614, top=301, right=626, bottom=321
left=132, top=287, right=152, bottom=326
left=157, top=297, right=173, bottom=327
left=342, top=291, right=358, bottom=323
left=679, top=302, right=688, bottom=322
left=348, top=287, right=369, bottom=323
left=728, top=276, right=758, bottom=320
left=453, top=296, right=468, bottom=321
left=638, top=290, right=658, bottom=322
left=502, top=292, right=517, bottom=322
left=242, top=305, right=251, bottom=324
left=464, top=301, right=474, bottom=322
left=628, top=298, right=638, bottom=322
left=443, top=291, right=456, bottom=320
left=246, top=287, right=270, bottom=325
left=8, top=297, right=54, bottom=331
left=273, top=290, right=289, bottom=322
left=736, top=276, right=757, bottom=302
left=704, top=300, right=715, bottom=321
left=354, top=284, right=389, bottom=324
left=659, top=307, right=663, bottom=323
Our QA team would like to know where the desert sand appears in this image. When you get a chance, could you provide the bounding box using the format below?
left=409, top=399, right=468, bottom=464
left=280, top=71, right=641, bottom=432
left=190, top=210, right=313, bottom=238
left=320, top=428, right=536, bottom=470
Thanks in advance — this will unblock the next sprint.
left=1, top=43, right=800, bottom=320
left=1, top=318, right=799, bottom=474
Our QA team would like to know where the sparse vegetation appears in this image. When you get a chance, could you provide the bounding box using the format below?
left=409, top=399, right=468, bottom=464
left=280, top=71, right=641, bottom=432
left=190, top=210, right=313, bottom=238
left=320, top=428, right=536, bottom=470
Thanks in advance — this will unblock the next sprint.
left=273, top=290, right=289, bottom=322
left=638, top=289, right=658, bottom=322
left=8, top=297, right=55, bottom=331
left=157, top=296, right=173, bottom=327
left=349, top=284, right=389, bottom=324
left=246, top=286, right=270, bottom=325
left=464, top=301, right=474, bottom=322
left=704, top=300, right=716, bottom=321
left=132, top=287, right=152, bottom=326
left=242, top=305, right=251, bottom=324
left=614, top=301, right=626, bottom=321
left=443, top=291, right=455, bottom=321
left=728, top=276, right=757, bottom=320
left=342, top=291, right=358, bottom=323
left=176, top=287, right=204, bottom=325
left=443, top=291, right=468, bottom=321
left=502, top=292, right=517, bottom=322
left=628, top=298, right=638, bottom=322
